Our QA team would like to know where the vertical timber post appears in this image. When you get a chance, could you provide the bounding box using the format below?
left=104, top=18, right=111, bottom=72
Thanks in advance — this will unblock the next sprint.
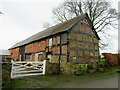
left=58, top=34, right=61, bottom=74
left=43, top=60, right=46, bottom=75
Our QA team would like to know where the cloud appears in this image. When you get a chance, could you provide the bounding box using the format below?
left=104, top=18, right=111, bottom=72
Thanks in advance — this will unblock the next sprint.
left=0, top=1, right=64, bottom=49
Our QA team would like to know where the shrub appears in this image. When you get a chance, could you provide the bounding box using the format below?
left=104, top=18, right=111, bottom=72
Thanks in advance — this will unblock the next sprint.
left=49, top=63, right=59, bottom=74
left=87, top=63, right=97, bottom=69
left=104, top=61, right=111, bottom=68
left=97, top=62, right=105, bottom=72
left=102, top=53, right=118, bottom=66
left=73, top=64, right=87, bottom=75
left=82, top=64, right=88, bottom=73
left=98, top=62, right=105, bottom=68
left=87, top=63, right=97, bottom=73
left=2, top=62, right=12, bottom=88
left=74, top=64, right=88, bottom=73
left=100, top=58, right=106, bottom=62
left=75, top=64, right=83, bottom=72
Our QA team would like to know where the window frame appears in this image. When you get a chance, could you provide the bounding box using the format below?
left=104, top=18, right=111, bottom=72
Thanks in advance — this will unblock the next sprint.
left=38, top=41, right=41, bottom=47
left=49, top=38, right=52, bottom=46
left=25, top=53, right=31, bottom=60
left=38, top=54, right=42, bottom=60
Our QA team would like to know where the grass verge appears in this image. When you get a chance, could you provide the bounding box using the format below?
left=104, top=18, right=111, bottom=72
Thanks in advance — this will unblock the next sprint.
left=3, top=66, right=119, bottom=88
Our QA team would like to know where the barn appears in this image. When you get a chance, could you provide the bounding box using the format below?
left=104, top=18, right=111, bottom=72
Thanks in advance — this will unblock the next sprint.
left=9, top=13, right=100, bottom=74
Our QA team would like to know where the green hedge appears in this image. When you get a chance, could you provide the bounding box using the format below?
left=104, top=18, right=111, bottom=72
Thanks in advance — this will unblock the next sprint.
left=2, top=62, right=12, bottom=88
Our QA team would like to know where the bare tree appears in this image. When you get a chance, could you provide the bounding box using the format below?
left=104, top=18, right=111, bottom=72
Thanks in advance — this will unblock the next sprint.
left=52, top=0, right=118, bottom=49
left=0, top=11, right=3, bottom=14
left=53, top=0, right=117, bottom=32
left=42, top=22, right=51, bottom=29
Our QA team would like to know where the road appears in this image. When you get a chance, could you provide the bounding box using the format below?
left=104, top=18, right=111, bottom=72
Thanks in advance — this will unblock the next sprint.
left=53, top=73, right=119, bottom=88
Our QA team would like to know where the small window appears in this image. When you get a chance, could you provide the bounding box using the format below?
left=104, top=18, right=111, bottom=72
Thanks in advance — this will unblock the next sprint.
left=38, top=42, right=40, bottom=47
left=38, top=54, right=42, bottom=60
left=47, top=54, right=52, bottom=62
left=25, top=54, right=31, bottom=60
left=73, top=57, right=77, bottom=59
left=49, top=38, right=52, bottom=46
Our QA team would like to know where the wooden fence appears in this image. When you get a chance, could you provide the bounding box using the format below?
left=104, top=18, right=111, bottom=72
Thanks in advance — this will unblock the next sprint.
left=11, top=60, right=46, bottom=79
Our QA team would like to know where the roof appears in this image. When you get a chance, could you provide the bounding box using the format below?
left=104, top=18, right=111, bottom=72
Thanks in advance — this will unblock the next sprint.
left=9, top=13, right=100, bottom=49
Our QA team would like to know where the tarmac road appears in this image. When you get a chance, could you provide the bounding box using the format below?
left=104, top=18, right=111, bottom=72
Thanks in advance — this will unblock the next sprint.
left=53, top=73, right=119, bottom=88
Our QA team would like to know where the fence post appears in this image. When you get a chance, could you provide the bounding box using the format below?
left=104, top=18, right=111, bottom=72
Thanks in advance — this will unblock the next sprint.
left=43, top=60, right=46, bottom=75
left=10, top=62, right=14, bottom=78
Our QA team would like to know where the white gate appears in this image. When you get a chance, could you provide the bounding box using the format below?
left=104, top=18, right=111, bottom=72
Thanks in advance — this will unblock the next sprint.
left=11, top=60, right=46, bottom=79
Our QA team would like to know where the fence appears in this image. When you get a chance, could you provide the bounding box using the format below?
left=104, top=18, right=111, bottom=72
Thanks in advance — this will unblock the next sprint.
left=11, top=60, right=46, bottom=79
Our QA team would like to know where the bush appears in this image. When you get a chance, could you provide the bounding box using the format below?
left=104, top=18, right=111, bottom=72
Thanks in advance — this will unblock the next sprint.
left=74, top=64, right=88, bottom=73
left=2, top=56, right=12, bottom=62
left=102, top=53, right=118, bottom=66
left=2, top=62, right=12, bottom=88
left=87, top=63, right=97, bottom=69
left=49, top=63, right=59, bottom=74
left=104, top=61, right=111, bottom=68
left=87, top=63, right=97, bottom=73
left=75, top=64, right=83, bottom=71
left=98, top=62, right=105, bottom=68
left=81, top=64, right=88, bottom=73
left=100, top=58, right=106, bottom=62
left=97, top=62, right=105, bottom=72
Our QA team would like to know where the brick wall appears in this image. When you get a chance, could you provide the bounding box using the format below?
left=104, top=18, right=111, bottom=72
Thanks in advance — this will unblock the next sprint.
left=10, top=48, right=19, bottom=61
left=25, top=43, right=34, bottom=53
left=24, top=40, right=47, bottom=61
left=10, top=33, right=68, bottom=62
left=25, top=40, right=46, bottom=53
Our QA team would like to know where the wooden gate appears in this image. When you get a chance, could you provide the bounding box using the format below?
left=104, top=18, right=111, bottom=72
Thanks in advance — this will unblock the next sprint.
left=11, top=60, right=46, bottom=79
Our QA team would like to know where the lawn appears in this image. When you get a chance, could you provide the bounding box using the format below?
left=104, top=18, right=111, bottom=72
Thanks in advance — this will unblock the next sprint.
left=4, top=66, right=119, bottom=88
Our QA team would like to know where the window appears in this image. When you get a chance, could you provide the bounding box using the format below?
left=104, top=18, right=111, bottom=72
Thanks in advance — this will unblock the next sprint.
left=25, top=54, right=31, bottom=60
left=47, top=54, right=52, bottom=62
left=61, top=33, right=68, bottom=44
left=38, top=54, right=42, bottom=60
left=49, top=38, right=52, bottom=46
left=73, top=57, right=77, bottom=59
left=38, top=41, right=40, bottom=47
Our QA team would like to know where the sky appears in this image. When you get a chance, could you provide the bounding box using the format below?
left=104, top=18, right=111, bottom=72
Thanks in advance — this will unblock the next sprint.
left=0, top=0, right=119, bottom=54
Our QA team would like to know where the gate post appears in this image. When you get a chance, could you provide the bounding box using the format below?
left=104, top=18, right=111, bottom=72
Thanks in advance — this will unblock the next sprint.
left=43, top=60, right=46, bottom=75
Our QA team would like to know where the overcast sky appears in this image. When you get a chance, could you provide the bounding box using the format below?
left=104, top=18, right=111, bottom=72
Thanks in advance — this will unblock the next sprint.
left=0, top=0, right=119, bottom=54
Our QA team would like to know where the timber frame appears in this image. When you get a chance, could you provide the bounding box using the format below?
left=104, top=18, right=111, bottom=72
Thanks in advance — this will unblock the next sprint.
left=9, top=13, right=100, bottom=74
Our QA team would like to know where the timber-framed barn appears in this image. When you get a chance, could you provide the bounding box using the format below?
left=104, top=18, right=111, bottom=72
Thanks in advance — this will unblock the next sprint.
left=9, top=13, right=100, bottom=72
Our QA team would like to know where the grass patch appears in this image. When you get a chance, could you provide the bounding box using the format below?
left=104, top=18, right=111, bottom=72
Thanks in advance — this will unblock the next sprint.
left=100, top=58, right=106, bottom=62
left=6, top=66, right=119, bottom=88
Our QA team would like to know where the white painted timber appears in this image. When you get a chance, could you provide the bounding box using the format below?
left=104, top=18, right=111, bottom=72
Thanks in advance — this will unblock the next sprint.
left=11, top=60, right=46, bottom=79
